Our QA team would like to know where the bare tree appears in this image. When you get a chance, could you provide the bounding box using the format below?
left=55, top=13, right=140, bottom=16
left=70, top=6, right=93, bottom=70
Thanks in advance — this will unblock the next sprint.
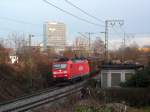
left=8, top=32, right=28, bottom=54
left=0, top=44, right=9, bottom=64
left=92, top=37, right=105, bottom=57
left=109, top=42, right=141, bottom=63
left=73, top=37, right=89, bottom=56
left=121, top=42, right=139, bottom=62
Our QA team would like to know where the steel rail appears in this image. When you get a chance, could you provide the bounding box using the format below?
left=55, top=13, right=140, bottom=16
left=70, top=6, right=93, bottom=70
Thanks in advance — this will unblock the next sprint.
left=0, top=81, right=86, bottom=112
left=0, top=87, right=59, bottom=106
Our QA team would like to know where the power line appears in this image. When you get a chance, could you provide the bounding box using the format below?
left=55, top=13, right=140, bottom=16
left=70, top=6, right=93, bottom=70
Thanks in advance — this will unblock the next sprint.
left=0, top=27, right=42, bottom=36
left=0, top=27, right=29, bottom=33
left=119, top=27, right=150, bottom=35
left=43, top=0, right=104, bottom=27
left=64, top=0, right=104, bottom=23
left=0, top=17, right=41, bottom=27
left=111, top=27, right=123, bottom=36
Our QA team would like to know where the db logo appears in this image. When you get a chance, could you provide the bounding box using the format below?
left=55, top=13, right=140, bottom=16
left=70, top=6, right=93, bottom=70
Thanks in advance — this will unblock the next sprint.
left=79, top=66, right=83, bottom=71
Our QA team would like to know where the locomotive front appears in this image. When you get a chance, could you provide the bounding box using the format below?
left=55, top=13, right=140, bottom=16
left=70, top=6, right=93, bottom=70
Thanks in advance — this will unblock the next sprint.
left=52, top=58, right=90, bottom=82
left=52, top=60, right=72, bottom=81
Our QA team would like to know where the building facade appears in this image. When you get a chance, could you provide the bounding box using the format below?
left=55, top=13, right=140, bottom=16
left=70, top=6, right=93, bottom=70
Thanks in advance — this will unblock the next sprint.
left=43, top=22, right=66, bottom=52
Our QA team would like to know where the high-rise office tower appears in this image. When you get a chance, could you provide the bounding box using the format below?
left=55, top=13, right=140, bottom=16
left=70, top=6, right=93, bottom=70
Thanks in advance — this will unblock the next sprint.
left=43, top=22, right=66, bottom=52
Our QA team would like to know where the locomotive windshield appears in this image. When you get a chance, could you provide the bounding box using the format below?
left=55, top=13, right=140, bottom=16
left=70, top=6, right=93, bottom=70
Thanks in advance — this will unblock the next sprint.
left=53, top=64, right=67, bottom=70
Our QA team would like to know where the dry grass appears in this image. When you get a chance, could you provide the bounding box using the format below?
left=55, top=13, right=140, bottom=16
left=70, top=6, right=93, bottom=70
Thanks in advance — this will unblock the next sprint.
left=0, top=50, right=55, bottom=102
left=128, top=107, right=150, bottom=112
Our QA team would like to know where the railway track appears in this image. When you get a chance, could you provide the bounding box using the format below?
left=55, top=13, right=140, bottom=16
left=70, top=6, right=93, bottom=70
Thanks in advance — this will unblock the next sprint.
left=0, top=81, right=86, bottom=112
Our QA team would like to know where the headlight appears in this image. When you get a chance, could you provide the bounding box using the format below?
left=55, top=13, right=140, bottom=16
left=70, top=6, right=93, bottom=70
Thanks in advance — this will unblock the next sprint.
left=53, top=75, right=56, bottom=78
left=53, top=72, right=57, bottom=74
left=64, top=74, right=68, bottom=77
left=63, top=71, right=67, bottom=74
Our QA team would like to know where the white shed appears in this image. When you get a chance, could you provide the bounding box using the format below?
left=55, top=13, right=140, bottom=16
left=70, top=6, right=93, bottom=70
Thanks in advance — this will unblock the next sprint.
left=100, top=64, right=143, bottom=88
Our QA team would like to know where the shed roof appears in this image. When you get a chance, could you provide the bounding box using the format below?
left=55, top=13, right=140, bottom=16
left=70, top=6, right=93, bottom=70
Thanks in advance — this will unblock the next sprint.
left=101, top=64, right=144, bottom=70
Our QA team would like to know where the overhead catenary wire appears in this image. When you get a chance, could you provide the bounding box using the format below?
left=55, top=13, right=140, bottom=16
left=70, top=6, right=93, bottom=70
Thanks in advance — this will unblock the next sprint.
left=0, top=27, right=43, bottom=37
left=43, top=0, right=105, bottom=27
left=111, top=26, right=123, bottom=36
left=0, top=17, right=41, bottom=27
left=0, top=27, right=30, bottom=34
left=64, top=0, right=104, bottom=23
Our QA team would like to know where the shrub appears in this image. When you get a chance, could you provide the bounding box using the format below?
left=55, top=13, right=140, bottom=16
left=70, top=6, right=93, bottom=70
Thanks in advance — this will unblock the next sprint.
left=96, top=88, right=150, bottom=107
left=75, top=105, right=112, bottom=112
left=121, top=68, right=150, bottom=88
left=86, top=79, right=98, bottom=88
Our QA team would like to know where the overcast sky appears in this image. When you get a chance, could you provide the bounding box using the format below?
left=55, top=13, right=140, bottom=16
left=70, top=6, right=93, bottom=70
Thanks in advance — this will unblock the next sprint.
left=0, top=0, right=150, bottom=47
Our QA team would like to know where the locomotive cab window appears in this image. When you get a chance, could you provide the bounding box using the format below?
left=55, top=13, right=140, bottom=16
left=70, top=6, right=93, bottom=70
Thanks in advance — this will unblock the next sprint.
left=53, top=64, right=67, bottom=70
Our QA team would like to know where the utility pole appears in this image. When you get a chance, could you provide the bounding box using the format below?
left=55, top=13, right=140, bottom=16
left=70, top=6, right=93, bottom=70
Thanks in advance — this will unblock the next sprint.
left=78, top=32, right=94, bottom=56
left=43, top=23, right=47, bottom=52
left=105, top=21, right=108, bottom=61
left=29, top=34, right=33, bottom=47
left=122, top=32, right=126, bottom=62
left=28, top=34, right=34, bottom=88
left=104, top=20, right=124, bottom=61
left=123, top=32, right=126, bottom=48
left=86, top=32, right=94, bottom=53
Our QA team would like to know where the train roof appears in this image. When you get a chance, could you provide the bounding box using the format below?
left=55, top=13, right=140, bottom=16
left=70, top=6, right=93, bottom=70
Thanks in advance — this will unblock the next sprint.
left=54, top=57, right=87, bottom=62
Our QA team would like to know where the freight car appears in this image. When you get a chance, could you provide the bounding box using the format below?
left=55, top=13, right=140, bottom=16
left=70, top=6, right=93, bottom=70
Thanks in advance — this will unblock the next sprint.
left=87, top=57, right=102, bottom=76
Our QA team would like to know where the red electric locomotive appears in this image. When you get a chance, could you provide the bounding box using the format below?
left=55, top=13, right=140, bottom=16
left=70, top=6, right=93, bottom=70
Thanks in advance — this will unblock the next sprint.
left=52, top=58, right=90, bottom=82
